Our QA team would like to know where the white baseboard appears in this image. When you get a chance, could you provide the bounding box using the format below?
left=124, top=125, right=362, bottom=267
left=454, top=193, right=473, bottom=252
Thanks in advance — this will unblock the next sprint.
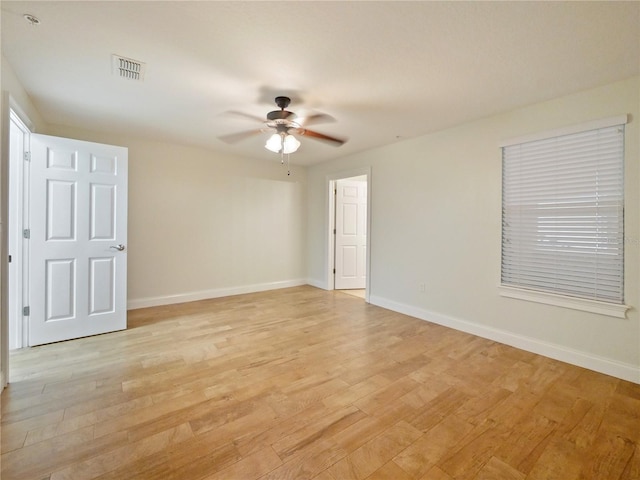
left=306, top=278, right=328, bottom=290
left=128, top=279, right=307, bottom=310
left=369, top=295, right=640, bottom=385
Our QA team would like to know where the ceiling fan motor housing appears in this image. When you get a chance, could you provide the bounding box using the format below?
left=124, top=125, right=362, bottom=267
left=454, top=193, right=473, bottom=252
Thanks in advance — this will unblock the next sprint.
left=267, top=97, right=296, bottom=121
left=275, top=96, right=291, bottom=109
left=267, top=110, right=296, bottom=121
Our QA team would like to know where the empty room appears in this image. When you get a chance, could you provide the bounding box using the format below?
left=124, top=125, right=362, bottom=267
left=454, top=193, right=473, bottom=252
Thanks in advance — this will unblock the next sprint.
left=1, top=2, right=639, bottom=479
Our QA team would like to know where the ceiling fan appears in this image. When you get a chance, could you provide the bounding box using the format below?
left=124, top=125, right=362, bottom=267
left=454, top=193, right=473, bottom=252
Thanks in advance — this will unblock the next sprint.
left=219, top=96, right=347, bottom=152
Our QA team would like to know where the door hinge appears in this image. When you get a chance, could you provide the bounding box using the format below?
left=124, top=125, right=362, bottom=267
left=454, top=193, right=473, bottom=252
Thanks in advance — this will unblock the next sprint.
left=333, top=228, right=336, bottom=235
left=23, top=228, right=30, bottom=239
left=333, top=268, right=336, bottom=274
left=24, top=152, right=31, bottom=162
left=23, top=306, right=30, bottom=316
left=8, top=255, right=11, bottom=263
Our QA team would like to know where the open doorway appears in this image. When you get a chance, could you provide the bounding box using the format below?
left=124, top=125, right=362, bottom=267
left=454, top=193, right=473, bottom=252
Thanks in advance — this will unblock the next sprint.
left=327, top=168, right=371, bottom=302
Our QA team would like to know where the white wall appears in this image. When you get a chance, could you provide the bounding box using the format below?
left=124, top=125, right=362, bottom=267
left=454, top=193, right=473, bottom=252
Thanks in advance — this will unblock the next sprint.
left=45, top=125, right=308, bottom=308
left=307, top=77, right=640, bottom=383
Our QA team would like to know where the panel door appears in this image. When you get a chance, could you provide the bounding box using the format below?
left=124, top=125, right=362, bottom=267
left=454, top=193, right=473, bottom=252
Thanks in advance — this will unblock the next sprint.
left=335, top=179, right=367, bottom=290
left=29, top=134, right=128, bottom=346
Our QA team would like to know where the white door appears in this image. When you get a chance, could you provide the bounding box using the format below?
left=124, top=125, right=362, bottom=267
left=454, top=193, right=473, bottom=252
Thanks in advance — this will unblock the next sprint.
left=335, top=178, right=367, bottom=290
left=29, top=134, right=128, bottom=346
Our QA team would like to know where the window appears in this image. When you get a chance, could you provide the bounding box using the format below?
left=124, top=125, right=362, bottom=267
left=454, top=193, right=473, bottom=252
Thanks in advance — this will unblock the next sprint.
left=501, top=116, right=626, bottom=308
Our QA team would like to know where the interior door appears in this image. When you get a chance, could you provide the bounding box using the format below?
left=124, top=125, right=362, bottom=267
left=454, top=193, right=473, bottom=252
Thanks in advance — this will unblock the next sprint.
left=28, top=134, right=128, bottom=346
left=335, top=178, right=367, bottom=290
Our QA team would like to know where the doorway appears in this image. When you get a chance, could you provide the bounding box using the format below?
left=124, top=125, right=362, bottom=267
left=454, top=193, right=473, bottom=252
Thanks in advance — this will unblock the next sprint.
left=327, top=168, right=371, bottom=301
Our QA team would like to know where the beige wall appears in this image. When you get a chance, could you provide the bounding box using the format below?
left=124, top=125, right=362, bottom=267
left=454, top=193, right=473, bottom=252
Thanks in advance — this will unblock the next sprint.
left=307, top=77, right=640, bottom=382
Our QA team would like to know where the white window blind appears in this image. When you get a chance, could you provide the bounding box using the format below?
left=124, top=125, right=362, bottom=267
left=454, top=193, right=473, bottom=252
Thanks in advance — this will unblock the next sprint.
left=501, top=123, right=625, bottom=304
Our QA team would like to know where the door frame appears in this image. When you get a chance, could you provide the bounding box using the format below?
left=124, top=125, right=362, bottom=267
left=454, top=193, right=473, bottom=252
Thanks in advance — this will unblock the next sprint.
left=8, top=108, right=31, bottom=350
left=2, top=95, right=35, bottom=387
left=326, top=167, right=371, bottom=301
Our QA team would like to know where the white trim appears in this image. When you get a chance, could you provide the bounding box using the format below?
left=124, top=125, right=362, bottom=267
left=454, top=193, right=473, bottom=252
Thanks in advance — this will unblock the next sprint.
left=306, top=278, right=328, bottom=290
left=8, top=97, right=35, bottom=132
left=8, top=110, right=31, bottom=350
left=2, top=95, right=37, bottom=393
left=127, top=279, right=307, bottom=310
left=498, top=285, right=630, bottom=318
left=369, top=294, right=640, bottom=384
left=499, top=114, right=628, bottom=147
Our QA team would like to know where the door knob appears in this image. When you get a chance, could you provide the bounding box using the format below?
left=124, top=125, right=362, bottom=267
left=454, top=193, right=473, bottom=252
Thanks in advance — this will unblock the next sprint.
left=110, top=244, right=126, bottom=251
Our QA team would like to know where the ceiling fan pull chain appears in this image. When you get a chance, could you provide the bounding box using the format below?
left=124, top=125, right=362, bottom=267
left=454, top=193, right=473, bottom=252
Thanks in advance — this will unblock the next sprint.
left=287, top=153, right=291, bottom=176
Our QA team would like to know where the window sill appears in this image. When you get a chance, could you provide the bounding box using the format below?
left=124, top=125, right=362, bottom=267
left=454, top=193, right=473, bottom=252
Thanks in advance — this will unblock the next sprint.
left=498, top=285, right=630, bottom=319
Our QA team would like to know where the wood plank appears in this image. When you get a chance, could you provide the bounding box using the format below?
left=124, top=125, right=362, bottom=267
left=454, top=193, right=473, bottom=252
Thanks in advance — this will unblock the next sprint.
left=493, top=412, right=557, bottom=475
left=474, top=456, right=525, bottom=480
left=526, top=437, right=585, bottom=480
left=577, top=430, right=636, bottom=480
left=363, top=460, right=414, bottom=480
left=393, top=415, right=475, bottom=478
left=327, top=421, right=422, bottom=480
left=437, top=418, right=511, bottom=479
left=201, top=446, right=282, bottom=480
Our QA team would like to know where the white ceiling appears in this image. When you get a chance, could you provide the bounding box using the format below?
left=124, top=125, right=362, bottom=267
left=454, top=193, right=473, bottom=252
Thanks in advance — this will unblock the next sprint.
left=2, top=1, right=639, bottom=166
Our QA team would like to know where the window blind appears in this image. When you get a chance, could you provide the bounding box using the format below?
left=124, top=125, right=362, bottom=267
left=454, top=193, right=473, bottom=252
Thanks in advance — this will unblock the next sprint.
left=501, top=123, right=624, bottom=303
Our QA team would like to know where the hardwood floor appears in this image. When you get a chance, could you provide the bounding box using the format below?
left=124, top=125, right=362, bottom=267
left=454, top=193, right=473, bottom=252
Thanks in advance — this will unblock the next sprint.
left=339, top=290, right=366, bottom=299
left=2, top=285, right=639, bottom=480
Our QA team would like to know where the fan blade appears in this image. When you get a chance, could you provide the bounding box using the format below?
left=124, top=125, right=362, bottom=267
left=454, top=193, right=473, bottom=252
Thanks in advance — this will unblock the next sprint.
left=225, top=111, right=266, bottom=123
left=218, top=129, right=264, bottom=144
left=298, top=113, right=335, bottom=127
left=298, top=129, right=346, bottom=146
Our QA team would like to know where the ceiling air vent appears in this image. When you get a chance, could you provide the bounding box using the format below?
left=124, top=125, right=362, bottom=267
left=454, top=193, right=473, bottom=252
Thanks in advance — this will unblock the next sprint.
left=112, top=54, right=146, bottom=81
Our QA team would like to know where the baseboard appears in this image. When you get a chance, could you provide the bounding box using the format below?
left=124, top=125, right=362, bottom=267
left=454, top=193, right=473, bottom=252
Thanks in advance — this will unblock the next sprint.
left=128, top=279, right=307, bottom=310
left=306, top=278, right=328, bottom=290
left=369, top=295, right=640, bottom=384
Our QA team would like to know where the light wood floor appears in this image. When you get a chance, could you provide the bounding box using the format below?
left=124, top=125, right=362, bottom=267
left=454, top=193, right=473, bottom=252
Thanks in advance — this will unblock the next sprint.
left=338, top=290, right=366, bottom=299
left=2, top=286, right=639, bottom=480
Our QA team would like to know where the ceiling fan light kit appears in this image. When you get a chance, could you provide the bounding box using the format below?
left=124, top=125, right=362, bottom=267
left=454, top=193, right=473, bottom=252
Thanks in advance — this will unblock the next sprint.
left=265, top=133, right=284, bottom=153
left=265, top=132, right=301, bottom=154
left=283, top=134, right=301, bottom=153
